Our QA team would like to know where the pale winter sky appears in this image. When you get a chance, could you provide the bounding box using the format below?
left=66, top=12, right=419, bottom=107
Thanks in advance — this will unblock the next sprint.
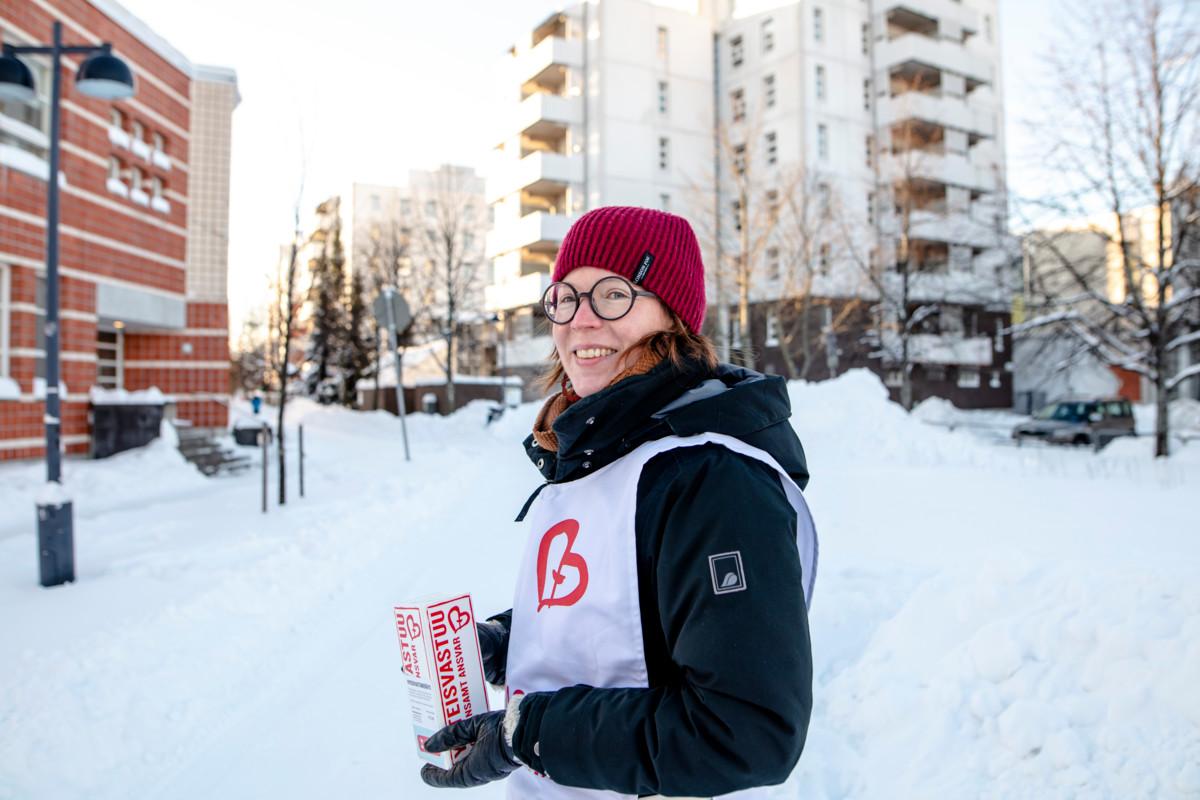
left=111, top=0, right=1057, bottom=337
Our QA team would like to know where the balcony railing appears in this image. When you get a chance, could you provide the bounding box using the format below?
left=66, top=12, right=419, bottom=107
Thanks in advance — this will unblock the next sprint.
left=513, top=35, right=582, bottom=88
left=876, top=33, right=993, bottom=87
left=882, top=151, right=997, bottom=193
left=484, top=271, right=554, bottom=313
left=487, top=151, right=583, bottom=203
left=878, top=91, right=995, bottom=138
left=486, top=211, right=572, bottom=258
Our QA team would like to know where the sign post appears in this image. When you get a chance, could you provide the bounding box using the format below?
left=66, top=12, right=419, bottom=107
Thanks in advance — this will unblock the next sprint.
left=373, top=288, right=412, bottom=462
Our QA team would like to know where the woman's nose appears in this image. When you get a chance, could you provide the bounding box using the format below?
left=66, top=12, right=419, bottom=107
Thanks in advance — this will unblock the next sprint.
left=570, top=296, right=602, bottom=328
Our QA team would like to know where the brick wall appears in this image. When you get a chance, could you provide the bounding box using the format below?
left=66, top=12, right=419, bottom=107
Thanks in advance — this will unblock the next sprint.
left=0, top=0, right=230, bottom=459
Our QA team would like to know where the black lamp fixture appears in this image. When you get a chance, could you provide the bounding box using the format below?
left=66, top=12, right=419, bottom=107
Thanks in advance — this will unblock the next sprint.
left=0, top=48, right=36, bottom=102
left=1, top=23, right=135, bottom=588
left=75, top=50, right=136, bottom=100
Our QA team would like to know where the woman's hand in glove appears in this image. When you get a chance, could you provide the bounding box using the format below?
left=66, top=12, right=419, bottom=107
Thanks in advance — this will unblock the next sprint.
left=420, top=710, right=521, bottom=789
left=476, top=620, right=508, bottom=687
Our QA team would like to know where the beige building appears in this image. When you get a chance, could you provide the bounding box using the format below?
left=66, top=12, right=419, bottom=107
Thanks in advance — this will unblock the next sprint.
left=186, top=66, right=240, bottom=306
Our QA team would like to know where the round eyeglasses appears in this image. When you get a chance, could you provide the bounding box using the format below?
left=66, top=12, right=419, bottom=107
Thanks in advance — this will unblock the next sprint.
left=541, top=276, right=658, bottom=324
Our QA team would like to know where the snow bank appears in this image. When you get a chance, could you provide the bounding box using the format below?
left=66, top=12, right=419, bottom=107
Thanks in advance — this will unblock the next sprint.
left=0, top=373, right=1195, bottom=799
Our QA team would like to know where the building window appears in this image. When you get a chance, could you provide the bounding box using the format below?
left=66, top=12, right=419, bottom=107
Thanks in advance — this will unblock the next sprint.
left=153, top=131, right=165, bottom=152
left=957, top=368, right=981, bottom=389
left=994, top=318, right=1005, bottom=352
left=96, top=329, right=122, bottom=390
left=766, top=189, right=780, bottom=215
left=764, top=73, right=776, bottom=107
left=110, top=107, right=123, bottom=128
left=731, top=35, right=744, bottom=67
left=818, top=182, right=831, bottom=215
left=660, top=193, right=670, bottom=211
left=817, top=123, right=829, bottom=160
left=861, top=22, right=870, bottom=55
left=815, top=65, right=827, bottom=101
left=926, top=365, right=947, bottom=382
left=768, top=247, right=781, bottom=282
left=731, top=88, right=746, bottom=122
left=658, top=80, right=669, bottom=114
left=863, top=78, right=871, bottom=111
left=733, top=143, right=746, bottom=175
left=0, top=264, right=9, bottom=383
left=131, top=119, right=144, bottom=142
left=765, top=312, right=781, bottom=347
left=732, top=199, right=743, bottom=232
left=657, top=26, right=669, bottom=61
left=765, top=131, right=778, bottom=165
left=658, top=136, right=670, bottom=171
left=150, top=175, right=164, bottom=199
left=867, top=190, right=876, bottom=225
left=107, top=156, right=121, bottom=181
left=866, top=134, right=874, bottom=168
left=762, top=18, right=775, bottom=52
left=819, top=243, right=831, bottom=275
left=813, top=7, right=825, bottom=43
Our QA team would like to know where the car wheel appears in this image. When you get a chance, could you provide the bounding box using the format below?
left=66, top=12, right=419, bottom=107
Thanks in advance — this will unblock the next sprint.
left=1072, top=434, right=1091, bottom=447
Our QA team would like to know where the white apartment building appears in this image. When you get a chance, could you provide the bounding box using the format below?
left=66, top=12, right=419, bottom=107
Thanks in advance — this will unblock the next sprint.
left=486, top=0, right=1012, bottom=407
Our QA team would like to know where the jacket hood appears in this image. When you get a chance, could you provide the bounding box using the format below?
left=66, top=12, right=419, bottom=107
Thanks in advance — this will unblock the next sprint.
left=523, top=361, right=809, bottom=490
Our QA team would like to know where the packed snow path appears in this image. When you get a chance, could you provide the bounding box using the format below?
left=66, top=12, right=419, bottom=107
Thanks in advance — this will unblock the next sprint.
left=1, top=371, right=1197, bottom=799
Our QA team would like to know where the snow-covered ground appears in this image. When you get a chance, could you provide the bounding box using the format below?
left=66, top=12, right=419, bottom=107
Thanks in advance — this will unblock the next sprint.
left=1, top=370, right=1197, bottom=799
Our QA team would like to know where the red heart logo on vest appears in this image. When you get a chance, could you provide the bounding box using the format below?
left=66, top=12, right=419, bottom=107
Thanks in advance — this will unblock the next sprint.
left=536, top=518, right=589, bottom=612
left=405, top=614, right=422, bottom=640
left=447, top=606, right=471, bottom=633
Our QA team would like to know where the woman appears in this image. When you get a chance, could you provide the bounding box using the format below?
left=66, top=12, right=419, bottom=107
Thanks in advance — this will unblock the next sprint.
left=420, top=206, right=818, bottom=799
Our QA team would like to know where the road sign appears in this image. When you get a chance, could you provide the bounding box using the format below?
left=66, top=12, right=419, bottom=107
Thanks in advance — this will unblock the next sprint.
left=373, top=289, right=412, bottom=334
left=374, top=288, right=412, bottom=461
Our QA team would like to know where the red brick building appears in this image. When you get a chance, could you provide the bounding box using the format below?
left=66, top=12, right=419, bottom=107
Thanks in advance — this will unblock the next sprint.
left=0, top=0, right=237, bottom=460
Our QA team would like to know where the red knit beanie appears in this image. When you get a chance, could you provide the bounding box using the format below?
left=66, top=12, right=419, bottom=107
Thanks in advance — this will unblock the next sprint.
left=552, top=206, right=706, bottom=332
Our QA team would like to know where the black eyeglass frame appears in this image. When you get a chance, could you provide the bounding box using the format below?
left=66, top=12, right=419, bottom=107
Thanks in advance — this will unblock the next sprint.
left=541, top=275, right=658, bottom=325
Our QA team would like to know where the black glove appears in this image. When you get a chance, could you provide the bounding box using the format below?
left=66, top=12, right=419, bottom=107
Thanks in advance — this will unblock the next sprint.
left=420, top=710, right=521, bottom=789
left=476, top=620, right=509, bottom=686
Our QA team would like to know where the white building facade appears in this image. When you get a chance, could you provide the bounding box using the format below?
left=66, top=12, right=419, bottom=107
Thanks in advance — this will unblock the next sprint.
left=485, top=0, right=1012, bottom=407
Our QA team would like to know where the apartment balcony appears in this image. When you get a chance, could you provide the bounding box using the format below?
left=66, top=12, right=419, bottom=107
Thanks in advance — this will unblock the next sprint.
left=906, top=333, right=994, bottom=366
left=516, top=93, right=581, bottom=141
left=881, top=0, right=980, bottom=39
left=908, top=210, right=1001, bottom=250
left=876, top=33, right=993, bottom=89
left=878, top=92, right=995, bottom=139
left=485, top=270, right=553, bottom=313
left=487, top=151, right=583, bottom=203
left=882, top=151, right=997, bottom=193
left=486, top=211, right=572, bottom=259
left=515, top=35, right=582, bottom=96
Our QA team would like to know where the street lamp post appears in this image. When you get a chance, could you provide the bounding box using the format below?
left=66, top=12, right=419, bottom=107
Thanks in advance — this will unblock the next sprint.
left=0, top=22, right=135, bottom=587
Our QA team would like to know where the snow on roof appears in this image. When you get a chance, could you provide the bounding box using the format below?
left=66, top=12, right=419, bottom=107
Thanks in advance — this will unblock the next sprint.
left=90, top=386, right=167, bottom=406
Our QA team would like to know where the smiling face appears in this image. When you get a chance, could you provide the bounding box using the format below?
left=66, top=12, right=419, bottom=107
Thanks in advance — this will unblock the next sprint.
left=551, top=266, right=672, bottom=398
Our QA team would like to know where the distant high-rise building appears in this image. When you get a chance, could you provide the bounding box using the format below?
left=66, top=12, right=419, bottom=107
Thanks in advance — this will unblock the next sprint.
left=485, top=0, right=1012, bottom=407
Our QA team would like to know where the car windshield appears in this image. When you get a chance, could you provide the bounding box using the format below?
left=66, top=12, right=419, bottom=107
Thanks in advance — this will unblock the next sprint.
left=1034, top=402, right=1091, bottom=423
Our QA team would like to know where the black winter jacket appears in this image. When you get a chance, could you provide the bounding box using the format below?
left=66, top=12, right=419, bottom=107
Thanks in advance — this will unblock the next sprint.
left=494, top=359, right=814, bottom=797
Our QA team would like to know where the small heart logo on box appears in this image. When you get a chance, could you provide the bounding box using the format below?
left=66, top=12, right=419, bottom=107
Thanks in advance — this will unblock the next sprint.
left=447, top=606, right=471, bottom=633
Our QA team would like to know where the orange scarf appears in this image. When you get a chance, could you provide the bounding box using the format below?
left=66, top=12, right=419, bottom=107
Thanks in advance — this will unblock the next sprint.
left=532, top=348, right=663, bottom=452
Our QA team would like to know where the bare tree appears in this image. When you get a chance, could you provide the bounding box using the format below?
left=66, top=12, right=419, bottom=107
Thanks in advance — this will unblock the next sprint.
left=269, top=187, right=305, bottom=504
left=405, top=166, right=489, bottom=409
left=772, top=171, right=867, bottom=379
left=690, top=110, right=795, bottom=369
left=1018, top=0, right=1200, bottom=456
left=230, top=309, right=268, bottom=395
left=357, top=216, right=413, bottom=408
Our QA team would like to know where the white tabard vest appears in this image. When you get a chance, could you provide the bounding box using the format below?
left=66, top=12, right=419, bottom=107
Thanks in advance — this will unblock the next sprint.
left=506, top=433, right=818, bottom=800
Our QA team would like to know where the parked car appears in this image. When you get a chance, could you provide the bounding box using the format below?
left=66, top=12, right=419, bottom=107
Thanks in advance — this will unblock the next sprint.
left=1011, top=398, right=1135, bottom=448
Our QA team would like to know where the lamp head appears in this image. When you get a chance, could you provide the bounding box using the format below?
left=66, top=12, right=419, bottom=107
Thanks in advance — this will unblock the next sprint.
left=75, top=51, right=135, bottom=100
left=0, top=51, right=37, bottom=103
